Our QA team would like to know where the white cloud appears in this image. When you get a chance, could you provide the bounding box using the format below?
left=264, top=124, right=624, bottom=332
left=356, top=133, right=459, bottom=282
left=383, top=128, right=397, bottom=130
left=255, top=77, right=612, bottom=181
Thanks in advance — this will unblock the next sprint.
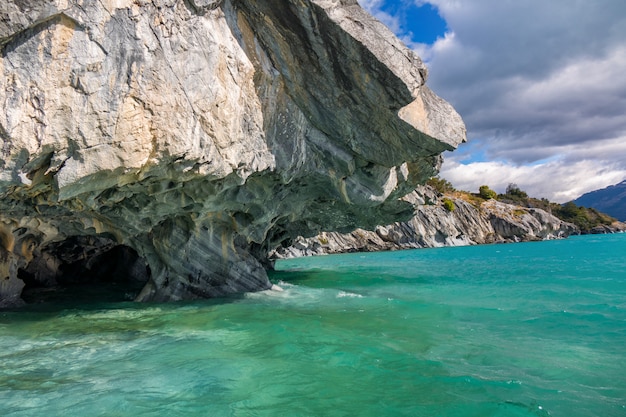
left=360, top=0, right=626, bottom=201
left=441, top=135, right=626, bottom=203
left=440, top=159, right=626, bottom=203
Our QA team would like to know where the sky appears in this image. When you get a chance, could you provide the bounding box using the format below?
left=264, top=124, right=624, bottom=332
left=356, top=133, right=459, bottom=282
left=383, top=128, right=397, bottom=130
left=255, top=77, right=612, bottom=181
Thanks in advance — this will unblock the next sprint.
left=358, top=0, right=626, bottom=202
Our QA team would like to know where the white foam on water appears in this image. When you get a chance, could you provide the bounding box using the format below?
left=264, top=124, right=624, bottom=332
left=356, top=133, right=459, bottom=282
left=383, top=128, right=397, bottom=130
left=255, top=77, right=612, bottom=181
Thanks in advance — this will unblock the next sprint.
left=336, top=291, right=363, bottom=298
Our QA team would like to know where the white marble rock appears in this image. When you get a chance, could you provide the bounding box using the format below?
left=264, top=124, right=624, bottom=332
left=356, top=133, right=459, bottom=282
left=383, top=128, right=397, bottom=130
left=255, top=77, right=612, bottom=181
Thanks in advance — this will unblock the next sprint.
left=0, top=0, right=465, bottom=305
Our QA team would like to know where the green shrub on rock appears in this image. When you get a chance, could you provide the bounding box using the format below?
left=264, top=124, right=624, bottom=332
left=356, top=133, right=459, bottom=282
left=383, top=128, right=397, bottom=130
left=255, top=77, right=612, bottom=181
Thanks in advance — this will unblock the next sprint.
left=427, top=176, right=456, bottom=194
left=479, top=185, right=497, bottom=200
left=442, top=198, right=456, bottom=212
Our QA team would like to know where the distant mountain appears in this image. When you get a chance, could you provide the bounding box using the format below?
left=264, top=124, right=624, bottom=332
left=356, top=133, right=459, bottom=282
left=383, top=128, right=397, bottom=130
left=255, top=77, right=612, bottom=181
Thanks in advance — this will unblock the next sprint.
left=573, top=180, right=626, bottom=221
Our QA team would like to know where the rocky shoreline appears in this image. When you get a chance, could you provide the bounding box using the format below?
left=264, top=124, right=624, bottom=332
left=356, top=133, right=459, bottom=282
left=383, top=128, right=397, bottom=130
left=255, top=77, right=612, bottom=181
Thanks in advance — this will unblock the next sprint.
left=271, top=185, right=626, bottom=259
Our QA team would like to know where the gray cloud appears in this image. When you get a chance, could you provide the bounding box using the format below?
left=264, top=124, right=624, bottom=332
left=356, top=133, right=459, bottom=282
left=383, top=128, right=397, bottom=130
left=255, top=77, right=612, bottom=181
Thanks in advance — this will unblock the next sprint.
left=359, top=0, right=626, bottom=202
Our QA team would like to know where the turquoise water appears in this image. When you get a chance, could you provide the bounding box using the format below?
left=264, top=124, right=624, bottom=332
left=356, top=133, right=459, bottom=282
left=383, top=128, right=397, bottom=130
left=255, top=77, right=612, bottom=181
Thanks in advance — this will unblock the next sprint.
left=1, top=234, right=625, bottom=416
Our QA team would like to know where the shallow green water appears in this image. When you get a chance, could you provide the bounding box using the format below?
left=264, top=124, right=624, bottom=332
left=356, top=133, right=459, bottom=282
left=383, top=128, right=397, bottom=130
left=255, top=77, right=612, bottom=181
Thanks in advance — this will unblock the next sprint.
left=1, top=234, right=625, bottom=416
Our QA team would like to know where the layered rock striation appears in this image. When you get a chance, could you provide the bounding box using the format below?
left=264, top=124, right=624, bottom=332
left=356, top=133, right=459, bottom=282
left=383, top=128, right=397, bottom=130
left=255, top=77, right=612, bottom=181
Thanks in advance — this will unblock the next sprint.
left=0, top=0, right=465, bottom=306
left=272, top=185, right=579, bottom=258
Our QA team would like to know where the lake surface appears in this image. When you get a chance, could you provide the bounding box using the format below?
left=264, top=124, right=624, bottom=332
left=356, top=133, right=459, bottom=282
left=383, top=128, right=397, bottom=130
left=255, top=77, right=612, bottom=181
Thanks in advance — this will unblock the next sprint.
left=1, top=234, right=625, bottom=416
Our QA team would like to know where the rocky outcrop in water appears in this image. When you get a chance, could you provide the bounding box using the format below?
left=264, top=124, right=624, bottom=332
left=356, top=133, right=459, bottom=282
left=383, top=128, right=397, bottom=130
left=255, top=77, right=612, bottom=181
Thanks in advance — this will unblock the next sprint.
left=0, top=0, right=465, bottom=306
left=271, top=185, right=578, bottom=258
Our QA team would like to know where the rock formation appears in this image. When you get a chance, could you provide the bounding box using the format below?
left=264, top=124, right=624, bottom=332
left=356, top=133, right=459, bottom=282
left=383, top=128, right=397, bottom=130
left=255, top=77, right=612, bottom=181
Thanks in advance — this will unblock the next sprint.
left=0, top=0, right=465, bottom=306
left=271, top=185, right=579, bottom=258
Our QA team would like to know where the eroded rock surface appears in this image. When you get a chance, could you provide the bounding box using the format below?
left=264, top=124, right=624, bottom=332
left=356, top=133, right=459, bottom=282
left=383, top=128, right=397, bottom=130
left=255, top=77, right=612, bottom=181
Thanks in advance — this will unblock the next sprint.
left=272, top=185, right=579, bottom=258
left=0, top=0, right=465, bottom=306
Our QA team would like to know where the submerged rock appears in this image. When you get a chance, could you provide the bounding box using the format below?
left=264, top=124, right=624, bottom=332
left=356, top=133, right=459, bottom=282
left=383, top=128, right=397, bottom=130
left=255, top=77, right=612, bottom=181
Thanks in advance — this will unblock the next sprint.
left=0, top=0, right=465, bottom=306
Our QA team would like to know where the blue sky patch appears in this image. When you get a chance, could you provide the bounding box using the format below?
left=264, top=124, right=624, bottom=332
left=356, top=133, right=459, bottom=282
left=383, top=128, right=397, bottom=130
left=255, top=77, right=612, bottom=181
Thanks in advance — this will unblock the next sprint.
left=379, top=1, right=447, bottom=44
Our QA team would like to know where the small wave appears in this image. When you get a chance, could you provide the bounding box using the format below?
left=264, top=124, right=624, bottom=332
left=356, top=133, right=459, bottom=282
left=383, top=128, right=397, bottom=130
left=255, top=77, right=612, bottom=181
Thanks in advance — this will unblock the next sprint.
left=246, top=281, right=295, bottom=297
left=68, top=307, right=164, bottom=321
left=276, top=280, right=297, bottom=289
left=501, top=400, right=551, bottom=416
left=337, top=291, right=363, bottom=298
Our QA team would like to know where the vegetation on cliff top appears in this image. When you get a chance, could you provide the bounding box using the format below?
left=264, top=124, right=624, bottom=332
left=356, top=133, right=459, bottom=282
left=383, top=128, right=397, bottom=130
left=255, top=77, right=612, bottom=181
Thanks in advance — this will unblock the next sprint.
left=427, top=177, right=619, bottom=233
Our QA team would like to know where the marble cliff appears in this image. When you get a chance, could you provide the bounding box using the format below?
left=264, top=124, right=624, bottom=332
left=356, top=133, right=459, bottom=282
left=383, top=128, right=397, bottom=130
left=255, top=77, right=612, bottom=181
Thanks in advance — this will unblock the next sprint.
left=0, top=0, right=465, bottom=307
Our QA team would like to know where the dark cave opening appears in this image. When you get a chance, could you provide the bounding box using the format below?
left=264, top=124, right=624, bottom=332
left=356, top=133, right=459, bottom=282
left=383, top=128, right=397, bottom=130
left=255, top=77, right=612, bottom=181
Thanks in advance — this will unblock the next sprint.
left=18, top=237, right=151, bottom=305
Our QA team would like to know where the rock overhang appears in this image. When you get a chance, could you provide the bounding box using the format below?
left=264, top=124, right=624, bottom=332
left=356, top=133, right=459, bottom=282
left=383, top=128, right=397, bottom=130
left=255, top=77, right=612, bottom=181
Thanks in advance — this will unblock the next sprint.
left=0, top=0, right=465, bottom=306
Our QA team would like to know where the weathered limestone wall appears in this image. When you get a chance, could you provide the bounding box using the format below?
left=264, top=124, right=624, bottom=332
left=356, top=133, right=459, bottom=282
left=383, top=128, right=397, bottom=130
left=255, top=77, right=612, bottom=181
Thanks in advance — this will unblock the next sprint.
left=0, top=0, right=465, bottom=306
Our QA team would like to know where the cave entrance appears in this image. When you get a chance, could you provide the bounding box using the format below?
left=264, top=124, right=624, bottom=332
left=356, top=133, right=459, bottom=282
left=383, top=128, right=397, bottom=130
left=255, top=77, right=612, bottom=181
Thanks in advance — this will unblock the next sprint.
left=19, top=236, right=151, bottom=305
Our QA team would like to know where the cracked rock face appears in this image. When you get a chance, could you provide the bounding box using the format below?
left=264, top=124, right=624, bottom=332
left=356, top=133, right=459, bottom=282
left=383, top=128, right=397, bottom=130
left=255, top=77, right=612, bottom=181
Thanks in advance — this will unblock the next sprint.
left=0, top=0, right=465, bottom=306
